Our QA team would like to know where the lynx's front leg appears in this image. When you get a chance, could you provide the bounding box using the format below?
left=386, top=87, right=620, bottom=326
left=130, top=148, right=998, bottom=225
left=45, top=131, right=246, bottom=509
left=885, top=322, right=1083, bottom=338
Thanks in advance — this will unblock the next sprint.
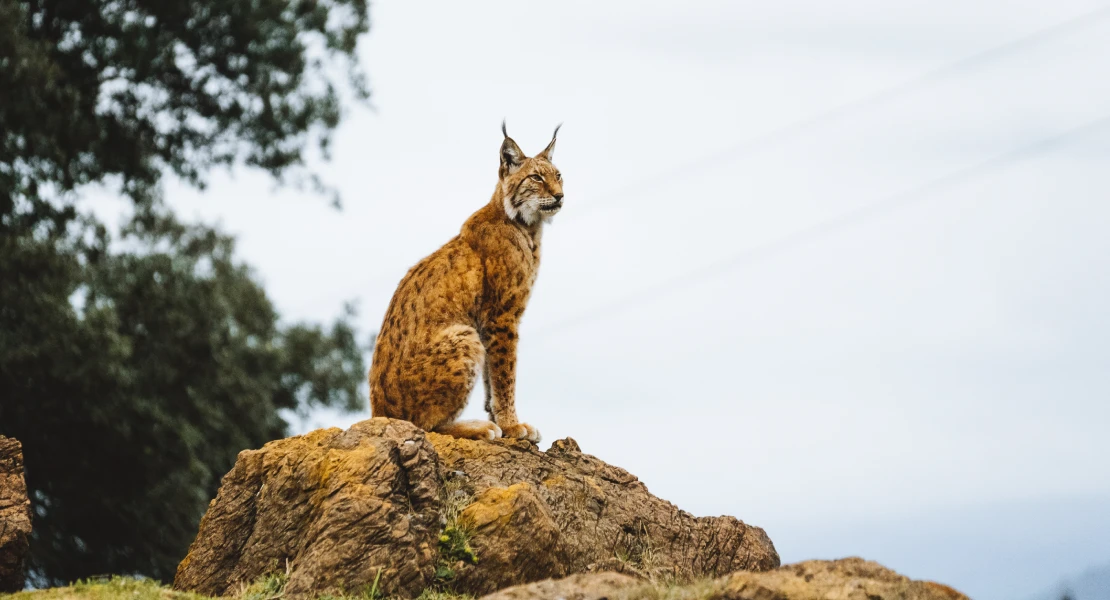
left=482, top=316, right=540, bottom=443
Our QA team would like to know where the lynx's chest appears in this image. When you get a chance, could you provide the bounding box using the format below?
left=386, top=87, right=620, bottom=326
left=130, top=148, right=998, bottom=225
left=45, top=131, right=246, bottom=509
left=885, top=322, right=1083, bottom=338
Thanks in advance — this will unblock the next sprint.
left=509, top=226, right=542, bottom=287
left=482, top=223, right=542, bottom=299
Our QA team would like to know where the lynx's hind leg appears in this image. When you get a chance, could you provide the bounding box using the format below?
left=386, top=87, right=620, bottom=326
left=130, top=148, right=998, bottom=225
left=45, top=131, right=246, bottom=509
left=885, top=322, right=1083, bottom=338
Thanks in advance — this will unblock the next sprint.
left=408, top=324, right=485, bottom=433
left=435, top=419, right=503, bottom=440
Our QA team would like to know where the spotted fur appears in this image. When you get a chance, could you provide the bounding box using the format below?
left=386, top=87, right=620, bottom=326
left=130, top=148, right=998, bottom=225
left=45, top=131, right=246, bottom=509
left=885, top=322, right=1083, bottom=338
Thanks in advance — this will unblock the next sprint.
left=368, top=124, right=564, bottom=442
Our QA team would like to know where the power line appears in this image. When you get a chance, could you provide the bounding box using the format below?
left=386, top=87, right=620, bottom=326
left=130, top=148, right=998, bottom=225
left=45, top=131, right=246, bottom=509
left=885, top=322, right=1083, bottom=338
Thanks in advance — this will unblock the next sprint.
left=570, top=5, right=1110, bottom=218
left=530, top=112, right=1110, bottom=341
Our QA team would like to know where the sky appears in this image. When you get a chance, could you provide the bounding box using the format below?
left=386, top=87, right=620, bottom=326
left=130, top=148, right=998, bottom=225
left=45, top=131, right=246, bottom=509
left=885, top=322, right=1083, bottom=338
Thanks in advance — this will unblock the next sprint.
left=88, top=1, right=1110, bottom=598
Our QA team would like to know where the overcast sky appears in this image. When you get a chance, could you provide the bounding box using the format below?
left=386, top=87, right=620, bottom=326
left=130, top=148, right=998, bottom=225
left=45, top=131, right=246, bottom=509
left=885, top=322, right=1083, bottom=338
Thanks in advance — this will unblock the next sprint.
left=89, top=1, right=1110, bottom=598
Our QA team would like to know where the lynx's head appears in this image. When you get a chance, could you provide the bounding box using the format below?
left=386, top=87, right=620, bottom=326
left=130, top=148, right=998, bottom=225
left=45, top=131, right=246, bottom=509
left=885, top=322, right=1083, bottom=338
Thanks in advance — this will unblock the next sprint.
left=498, top=122, right=564, bottom=225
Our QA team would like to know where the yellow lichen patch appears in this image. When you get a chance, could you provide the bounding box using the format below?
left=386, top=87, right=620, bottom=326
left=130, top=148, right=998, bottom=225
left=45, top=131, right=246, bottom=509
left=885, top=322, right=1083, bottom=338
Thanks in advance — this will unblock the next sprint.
left=307, top=442, right=384, bottom=508
left=582, top=476, right=605, bottom=497
left=325, top=445, right=378, bottom=483
left=458, top=483, right=531, bottom=530
left=427, top=434, right=487, bottom=460
left=313, top=451, right=338, bottom=485
left=426, top=432, right=456, bottom=448
left=265, top=427, right=342, bottom=452
left=541, top=474, right=567, bottom=488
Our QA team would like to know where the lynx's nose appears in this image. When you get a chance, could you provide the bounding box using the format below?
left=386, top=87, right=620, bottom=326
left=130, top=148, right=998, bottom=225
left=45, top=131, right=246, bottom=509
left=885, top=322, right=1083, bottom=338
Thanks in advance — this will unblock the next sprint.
left=553, top=193, right=564, bottom=201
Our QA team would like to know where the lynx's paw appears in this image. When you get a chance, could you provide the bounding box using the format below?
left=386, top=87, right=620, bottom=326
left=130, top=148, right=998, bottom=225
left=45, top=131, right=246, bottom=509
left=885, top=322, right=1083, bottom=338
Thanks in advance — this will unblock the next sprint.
left=435, top=419, right=503, bottom=441
left=474, top=420, right=504, bottom=440
left=501, top=422, right=541, bottom=443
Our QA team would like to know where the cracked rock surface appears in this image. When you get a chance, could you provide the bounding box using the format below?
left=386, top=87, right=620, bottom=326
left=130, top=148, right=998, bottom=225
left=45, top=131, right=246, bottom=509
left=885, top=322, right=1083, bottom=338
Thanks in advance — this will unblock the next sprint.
left=173, top=418, right=778, bottom=598
left=478, top=558, right=970, bottom=600
left=0, top=435, right=32, bottom=593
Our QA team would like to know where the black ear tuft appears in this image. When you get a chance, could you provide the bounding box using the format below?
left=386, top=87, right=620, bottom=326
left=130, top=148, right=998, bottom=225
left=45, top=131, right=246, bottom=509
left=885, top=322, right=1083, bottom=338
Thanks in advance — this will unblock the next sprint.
left=536, top=123, right=561, bottom=162
left=502, top=119, right=509, bottom=138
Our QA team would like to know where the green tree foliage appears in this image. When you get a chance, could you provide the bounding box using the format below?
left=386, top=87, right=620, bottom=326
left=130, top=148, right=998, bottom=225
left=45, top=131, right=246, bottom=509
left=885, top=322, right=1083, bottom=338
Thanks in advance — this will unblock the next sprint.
left=1, top=205, right=367, bottom=582
left=0, top=0, right=368, bottom=206
left=0, top=0, right=370, bottom=585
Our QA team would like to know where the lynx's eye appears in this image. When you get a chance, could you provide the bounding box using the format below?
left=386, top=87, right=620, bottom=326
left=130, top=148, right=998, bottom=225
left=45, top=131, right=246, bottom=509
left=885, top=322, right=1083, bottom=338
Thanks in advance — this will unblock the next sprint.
left=529, top=174, right=544, bottom=183
left=555, top=172, right=562, bottom=181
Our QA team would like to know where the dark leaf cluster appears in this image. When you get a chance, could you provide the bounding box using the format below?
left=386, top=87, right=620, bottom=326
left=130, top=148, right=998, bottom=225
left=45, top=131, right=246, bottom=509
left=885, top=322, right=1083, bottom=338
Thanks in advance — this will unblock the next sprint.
left=0, top=0, right=369, bottom=207
left=0, top=204, right=368, bottom=584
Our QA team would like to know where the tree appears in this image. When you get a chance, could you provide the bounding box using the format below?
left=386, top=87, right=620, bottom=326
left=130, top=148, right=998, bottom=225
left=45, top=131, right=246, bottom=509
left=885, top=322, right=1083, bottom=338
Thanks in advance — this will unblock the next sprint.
left=0, top=0, right=371, bottom=585
left=1, top=206, right=367, bottom=582
left=1, top=0, right=368, bottom=208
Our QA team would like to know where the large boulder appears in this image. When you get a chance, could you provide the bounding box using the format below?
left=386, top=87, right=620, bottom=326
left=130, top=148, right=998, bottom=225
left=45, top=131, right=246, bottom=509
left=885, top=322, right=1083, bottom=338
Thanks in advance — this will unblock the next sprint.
left=174, top=418, right=779, bottom=598
left=0, top=436, right=32, bottom=593
left=480, top=558, right=970, bottom=600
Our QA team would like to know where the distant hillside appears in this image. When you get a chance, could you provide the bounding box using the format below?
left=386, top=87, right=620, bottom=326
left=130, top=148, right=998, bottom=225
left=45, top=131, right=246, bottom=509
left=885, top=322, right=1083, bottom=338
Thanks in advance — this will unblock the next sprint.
left=1031, top=563, right=1110, bottom=600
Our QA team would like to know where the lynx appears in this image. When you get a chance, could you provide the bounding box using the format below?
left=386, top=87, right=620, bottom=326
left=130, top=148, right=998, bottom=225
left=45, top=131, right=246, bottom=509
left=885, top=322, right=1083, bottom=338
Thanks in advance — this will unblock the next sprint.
left=368, top=123, right=565, bottom=442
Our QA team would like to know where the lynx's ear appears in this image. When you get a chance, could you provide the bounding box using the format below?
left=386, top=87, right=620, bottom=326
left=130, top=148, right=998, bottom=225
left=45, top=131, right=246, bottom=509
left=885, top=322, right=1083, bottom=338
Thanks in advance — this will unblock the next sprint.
left=499, top=120, right=525, bottom=179
left=535, top=123, right=561, bottom=162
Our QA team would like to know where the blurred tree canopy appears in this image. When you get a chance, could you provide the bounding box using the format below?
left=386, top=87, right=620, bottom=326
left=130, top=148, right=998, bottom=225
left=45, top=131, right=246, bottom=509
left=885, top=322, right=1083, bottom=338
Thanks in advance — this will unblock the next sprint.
left=0, top=0, right=370, bottom=585
left=0, top=0, right=368, bottom=206
left=0, top=206, right=366, bottom=582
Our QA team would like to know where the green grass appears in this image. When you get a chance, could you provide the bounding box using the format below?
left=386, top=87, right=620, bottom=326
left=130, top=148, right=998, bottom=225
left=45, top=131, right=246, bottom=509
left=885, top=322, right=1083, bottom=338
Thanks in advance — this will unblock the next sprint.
left=0, top=572, right=724, bottom=600
left=236, top=570, right=289, bottom=600
left=433, top=477, right=478, bottom=585
left=1, top=576, right=210, bottom=600
left=2, top=571, right=472, bottom=600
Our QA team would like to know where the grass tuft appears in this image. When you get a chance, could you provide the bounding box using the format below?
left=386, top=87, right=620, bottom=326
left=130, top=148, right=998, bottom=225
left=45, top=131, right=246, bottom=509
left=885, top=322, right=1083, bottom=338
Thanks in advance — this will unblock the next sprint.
left=4, top=575, right=209, bottom=600
left=433, top=476, right=478, bottom=584
left=238, top=570, right=288, bottom=600
left=6, top=553, right=475, bottom=600
left=437, top=527, right=478, bottom=567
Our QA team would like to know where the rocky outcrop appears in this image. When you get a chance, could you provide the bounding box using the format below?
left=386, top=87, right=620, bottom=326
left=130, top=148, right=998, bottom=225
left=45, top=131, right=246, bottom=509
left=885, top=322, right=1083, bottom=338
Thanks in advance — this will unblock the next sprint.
left=480, top=558, right=970, bottom=600
left=0, top=436, right=32, bottom=593
left=174, top=418, right=779, bottom=598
